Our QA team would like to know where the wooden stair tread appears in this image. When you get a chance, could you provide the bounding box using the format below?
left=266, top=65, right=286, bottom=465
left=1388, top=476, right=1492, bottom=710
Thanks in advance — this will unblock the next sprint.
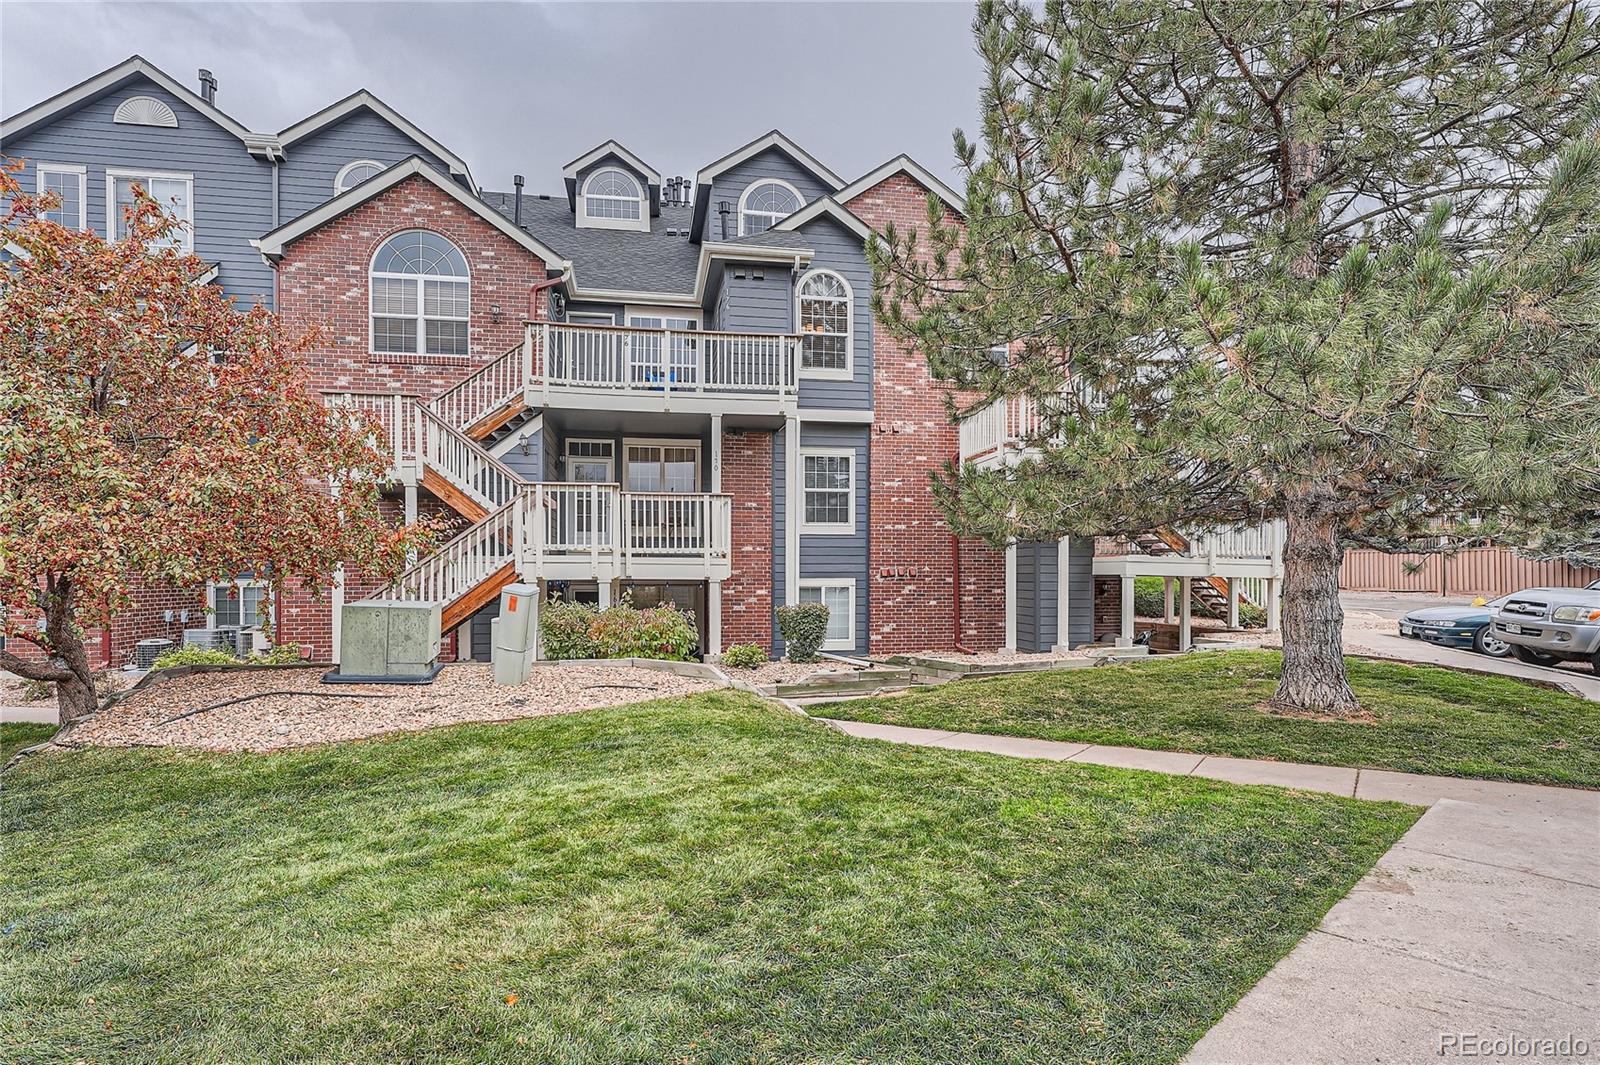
left=420, top=468, right=490, bottom=522
left=440, top=562, right=518, bottom=631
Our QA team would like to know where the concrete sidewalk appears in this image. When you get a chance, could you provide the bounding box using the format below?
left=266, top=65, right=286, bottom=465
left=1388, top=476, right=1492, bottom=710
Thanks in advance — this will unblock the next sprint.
left=817, top=718, right=1600, bottom=1065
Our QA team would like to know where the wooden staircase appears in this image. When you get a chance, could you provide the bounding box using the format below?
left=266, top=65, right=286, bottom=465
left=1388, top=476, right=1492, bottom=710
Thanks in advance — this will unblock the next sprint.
left=1127, top=528, right=1237, bottom=616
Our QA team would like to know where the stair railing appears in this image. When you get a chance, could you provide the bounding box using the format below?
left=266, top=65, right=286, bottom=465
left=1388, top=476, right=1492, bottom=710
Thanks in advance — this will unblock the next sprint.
left=428, top=340, right=527, bottom=432
left=417, top=407, right=523, bottom=511
left=378, top=496, right=520, bottom=603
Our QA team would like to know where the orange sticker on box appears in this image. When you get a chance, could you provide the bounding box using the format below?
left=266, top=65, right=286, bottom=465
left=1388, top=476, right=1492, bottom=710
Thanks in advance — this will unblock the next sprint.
left=506, top=595, right=518, bottom=612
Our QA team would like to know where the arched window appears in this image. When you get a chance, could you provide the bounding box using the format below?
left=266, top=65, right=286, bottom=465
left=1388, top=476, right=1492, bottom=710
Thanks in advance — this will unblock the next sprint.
left=370, top=230, right=470, bottom=358
left=796, top=269, right=852, bottom=377
left=739, top=179, right=802, bottom=236
left=334, top=160, right=386, bottom=195
left=582, top=167, right=644, bottom=222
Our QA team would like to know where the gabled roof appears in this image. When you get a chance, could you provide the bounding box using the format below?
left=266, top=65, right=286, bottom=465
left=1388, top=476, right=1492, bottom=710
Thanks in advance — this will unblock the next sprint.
left=695, top=130, right=845, bottom=190
left=771, top=196, right=873, bottom=241
left=277, top=90, right=474, bottom=187
left=837, top=154, right=965, bottom=216
left=560, top=140, right=662, bottom=186
left=254, top=157, right=565, bottom=268
left=1, top=55, right=268, bottom=153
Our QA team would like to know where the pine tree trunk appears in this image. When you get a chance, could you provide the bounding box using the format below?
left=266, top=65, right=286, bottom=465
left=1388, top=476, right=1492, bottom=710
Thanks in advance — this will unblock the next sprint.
left=1271, top=505, right=1361, bottom=715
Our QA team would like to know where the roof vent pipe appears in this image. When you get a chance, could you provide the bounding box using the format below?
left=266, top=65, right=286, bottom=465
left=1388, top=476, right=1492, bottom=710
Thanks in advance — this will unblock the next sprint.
left=718, top=199, right=731, bottom=240
left=513, top=174, right=525, bottom=226
left=198, top=69, right=218, bottom=105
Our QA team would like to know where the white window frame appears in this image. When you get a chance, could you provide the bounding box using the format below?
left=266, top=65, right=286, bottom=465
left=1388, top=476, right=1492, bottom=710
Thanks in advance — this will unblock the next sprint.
left=106, top=168, right=194, bottom=253
left=207, top=577, right=272, bottom=631
left=333, top=159, right=386, bottom=195
left=367, top=230, right=472, bottom=359
left=737, top=178, right=804, bottom=236
left=580, top=167, right=648, bottom=232
left=797, top=578, right=856, bottom=651
left=623, top=437, right=703, bottom=493
left=37, top=163, right=86, bottom=230
left=564, top=437, right=616, bottom=482
left=798, top=446, right=856, bottom=535
left=565, top=310, right=617, bottom=326
left=794, top=268, right=854, bottom=381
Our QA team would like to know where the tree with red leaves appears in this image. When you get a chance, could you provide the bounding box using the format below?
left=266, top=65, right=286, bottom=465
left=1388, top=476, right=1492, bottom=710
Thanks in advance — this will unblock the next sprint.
left=0, top=163, right=430, bottom=725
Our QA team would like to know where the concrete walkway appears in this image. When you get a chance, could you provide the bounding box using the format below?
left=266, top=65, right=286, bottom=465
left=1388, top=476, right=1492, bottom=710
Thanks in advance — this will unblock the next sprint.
left=818, top=718, right=1600, bottom=1064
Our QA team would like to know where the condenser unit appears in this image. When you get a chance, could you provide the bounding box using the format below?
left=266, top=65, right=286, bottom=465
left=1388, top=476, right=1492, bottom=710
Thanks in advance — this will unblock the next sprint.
left=134, top=638, right=173, bottom=670
left=183, top=627, right=243, bottom=655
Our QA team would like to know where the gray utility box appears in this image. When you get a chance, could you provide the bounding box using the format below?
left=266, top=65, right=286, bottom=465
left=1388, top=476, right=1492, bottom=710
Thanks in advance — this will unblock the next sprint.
left=491, top=583, right=539, bottom=687
left=333, top=600, right=442, bottom=682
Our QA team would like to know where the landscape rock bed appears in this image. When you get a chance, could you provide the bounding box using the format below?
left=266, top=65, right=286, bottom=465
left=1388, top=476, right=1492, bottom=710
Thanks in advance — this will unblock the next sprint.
left=65, top=663, right=717, bottom=753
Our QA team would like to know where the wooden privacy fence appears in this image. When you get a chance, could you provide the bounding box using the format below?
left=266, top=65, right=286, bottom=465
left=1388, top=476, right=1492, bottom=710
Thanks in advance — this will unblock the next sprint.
left=1340, top=546, right=1600, bottom=597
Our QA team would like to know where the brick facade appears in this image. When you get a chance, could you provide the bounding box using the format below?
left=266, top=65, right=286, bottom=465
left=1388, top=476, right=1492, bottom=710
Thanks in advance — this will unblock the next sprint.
left=719, top=431, right=775, bottom=652
left=846, top=173, right=1006, bottom=652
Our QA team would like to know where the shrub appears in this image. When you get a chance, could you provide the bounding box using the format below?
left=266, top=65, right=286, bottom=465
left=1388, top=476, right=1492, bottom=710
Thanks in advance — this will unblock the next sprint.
left=538, top=595, right=698, bottom=661
left=540, top=597, right=599, bottom=660
left=720, top=642, right=769, bottom=669
left=776, top=603, right=830, bottom=663
left=1133, top=576, right=1167, bottom=618
left=151, top=646, right=241, bottom=670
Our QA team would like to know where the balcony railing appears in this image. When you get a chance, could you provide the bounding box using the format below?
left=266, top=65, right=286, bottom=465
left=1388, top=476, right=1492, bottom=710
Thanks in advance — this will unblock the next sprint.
left=531, top=322, right=799, bottom=405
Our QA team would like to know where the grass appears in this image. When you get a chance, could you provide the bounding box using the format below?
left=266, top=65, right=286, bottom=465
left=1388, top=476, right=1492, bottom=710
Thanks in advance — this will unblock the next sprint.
left=2, top=722, right=57, bottom=764
left=819, top=650, right=1600, bottom=788
left=1, top=690, right=1416, bottom=1064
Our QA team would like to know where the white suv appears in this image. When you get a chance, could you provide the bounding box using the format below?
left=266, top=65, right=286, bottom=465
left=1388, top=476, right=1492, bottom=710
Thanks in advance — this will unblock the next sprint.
left=1491, top=580, right=1600, bottom=672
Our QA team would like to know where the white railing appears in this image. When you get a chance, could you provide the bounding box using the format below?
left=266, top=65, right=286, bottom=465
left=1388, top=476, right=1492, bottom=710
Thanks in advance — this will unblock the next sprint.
left=380, top=497, right=518, bottom=603
left=326, top=391, right=420, bottom=469
left=624, top=493, right=730, bottom=558
left=526, top=483, right=619, bottom=562
left=535, top=322, right=799, bottom=400
left=417, top=407, right=521, bottom=511
left=957, top=394, right=1048, bottom=463
left=1185, top=520, right=1286, bottom=563
left=430, top=342, right=526, bottom=431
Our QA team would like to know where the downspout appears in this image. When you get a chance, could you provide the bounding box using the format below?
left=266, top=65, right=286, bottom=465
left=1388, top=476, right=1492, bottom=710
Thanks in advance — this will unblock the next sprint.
left=526, top=272, right=567, bottom=321
left=951, top=533, right=974, bottom=654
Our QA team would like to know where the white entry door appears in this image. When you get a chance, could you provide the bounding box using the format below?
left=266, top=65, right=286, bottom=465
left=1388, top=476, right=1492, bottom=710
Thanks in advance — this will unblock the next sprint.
left=564, top=440, right=613, bottom=546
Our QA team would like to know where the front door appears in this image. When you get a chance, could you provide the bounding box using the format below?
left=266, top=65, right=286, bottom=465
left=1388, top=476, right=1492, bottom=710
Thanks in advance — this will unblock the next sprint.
left=564, top=440, right=614, bottom=546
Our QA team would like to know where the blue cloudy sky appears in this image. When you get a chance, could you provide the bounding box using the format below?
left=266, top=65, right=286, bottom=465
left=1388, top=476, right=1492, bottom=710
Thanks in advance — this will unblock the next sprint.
left=1, top=2, right=984, bottom=194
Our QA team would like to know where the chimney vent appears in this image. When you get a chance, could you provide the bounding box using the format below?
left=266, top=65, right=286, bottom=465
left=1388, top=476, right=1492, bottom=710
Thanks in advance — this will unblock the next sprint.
left=717, top=199, right=731, bottom=240
left=198, top=69, right=218, bottom=105
left=513, top=174, right=525, bottom=226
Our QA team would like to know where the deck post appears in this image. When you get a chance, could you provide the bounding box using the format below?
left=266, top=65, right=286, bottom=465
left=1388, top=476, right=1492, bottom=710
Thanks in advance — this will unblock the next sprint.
left=1051, top=537, right=1072, bottom=653
left=1178, top=576, right=1193, bottom=651
left=1163, top=577, right=1175, bottom=622
left=1118, top=573, right=1135, bottom=647
left=708, top=580, right=722, bottom=657
left=1004, top=541, right=1019, bottom=651
left=330, top=563, right=345, bottom=665
left=710, top=414, right=723, bottom=493
left=597, top=579, right=612, bottom=608
left=1265, top=576, right=1282, bottom=632
left=403, top=482, right=418, bottom=566
left=784, top=416, right=800, bottom=606
left=1226, top=577, right=1240, bottom=629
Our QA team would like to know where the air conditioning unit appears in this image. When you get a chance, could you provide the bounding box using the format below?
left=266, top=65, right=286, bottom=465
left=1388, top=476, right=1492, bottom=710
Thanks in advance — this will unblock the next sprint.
left=134, top=637, right=173, bottom=670
left=183, top=627, right=242, bottom=655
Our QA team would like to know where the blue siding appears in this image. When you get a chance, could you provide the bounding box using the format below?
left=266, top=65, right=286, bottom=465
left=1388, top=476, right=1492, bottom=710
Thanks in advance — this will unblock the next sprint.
left=276, top=109, right=450, bottom=224
left=499, top=423, right=544, bottom=481
left=1016, top=538, right=1095, bottom=651
left=773, top=423, right=871, bottom=658
left=4, top=78, right=276, bottom=305
left=718, top=266, right=790, bottom=332
left=700, top=146, right=834, bottom=242
left=791, top=216, right=873, bottom=411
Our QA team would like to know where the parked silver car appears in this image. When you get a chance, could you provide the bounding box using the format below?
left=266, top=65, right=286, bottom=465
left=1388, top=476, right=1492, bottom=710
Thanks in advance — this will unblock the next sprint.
left=1490, top=579, right=1600, bottom=671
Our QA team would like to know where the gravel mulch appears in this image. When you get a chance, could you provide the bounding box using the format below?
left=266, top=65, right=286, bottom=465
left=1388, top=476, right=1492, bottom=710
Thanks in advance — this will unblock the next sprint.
left=1, top=670, right=136, bottom=704
left=723, top=660, right=890, bottom=687
left=65, top=663, right=718, bottom=753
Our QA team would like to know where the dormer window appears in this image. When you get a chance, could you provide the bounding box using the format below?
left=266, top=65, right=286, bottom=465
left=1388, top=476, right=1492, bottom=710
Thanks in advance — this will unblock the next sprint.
left=739, top=179, right=802, bottom=236
left=581, top=167, right=646, bottom=230
left=334, top=160, right=386, bottom=195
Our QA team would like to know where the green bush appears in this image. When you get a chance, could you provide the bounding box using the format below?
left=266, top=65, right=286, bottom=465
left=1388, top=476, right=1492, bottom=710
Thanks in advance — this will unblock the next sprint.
left=149, top=644, right=307, bottom=671
left=1131, top=575, right=1266, bottom=628
left=538, top=595, right=698, bottom=661
left=776, top=603, right=830, bottom=663
left=720, top=643, right=769, bottom=669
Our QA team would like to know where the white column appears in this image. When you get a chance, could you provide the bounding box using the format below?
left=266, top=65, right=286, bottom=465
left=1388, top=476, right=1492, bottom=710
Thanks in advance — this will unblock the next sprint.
left=597, top=580, right=613, bottom=608
left=708, top=580, right=722, bottom=657
left=1118, top=573, right=1135, bottom=647
left=530, top=580, right=542, bottom=661
left=783, top=415, right=800, bottom=606
left=1004, top=541, right=1019, bottom=651
left=1179, top=576, right=1193, bottom=651
left=710, top=414, right=723, bottom=493
left=330, top=563, right=345, bottom=665
left=1163, top=577, right=1175, bottom=623
left=1265, top=577, right=1282, bottom=632
left=403, top=482, right=418, bottom=566
left=1226, top=577, right=1240, bottom=629
left=1051, top=537, right=1073, bottom=653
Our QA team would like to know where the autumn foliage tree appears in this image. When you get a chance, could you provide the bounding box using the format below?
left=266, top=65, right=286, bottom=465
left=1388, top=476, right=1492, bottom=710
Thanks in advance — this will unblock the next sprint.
left=873, top=0, right=1600, bottom=713
left=0, top=164, right=429, bottom=725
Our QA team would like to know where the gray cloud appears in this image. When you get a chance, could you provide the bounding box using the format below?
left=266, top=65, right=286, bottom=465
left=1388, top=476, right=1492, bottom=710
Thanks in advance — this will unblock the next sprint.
left=1, top=1, right=983, bottom=195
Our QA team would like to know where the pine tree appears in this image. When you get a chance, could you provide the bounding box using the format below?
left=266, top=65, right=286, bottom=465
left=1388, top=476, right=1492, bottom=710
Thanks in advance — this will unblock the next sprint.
left=873, top=0, right=1600, bottom=713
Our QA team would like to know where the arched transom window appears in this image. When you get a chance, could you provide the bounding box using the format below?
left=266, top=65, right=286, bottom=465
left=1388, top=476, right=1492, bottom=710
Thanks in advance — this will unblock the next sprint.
left=796, top=269, right=852, bottom=377
left=739, top=179, right=802, bottom=236
left=335, top=159, right=386, bottom=195
left=370, top=230, right=470, bottom=358
left=582, top=167, right=644, bottom=221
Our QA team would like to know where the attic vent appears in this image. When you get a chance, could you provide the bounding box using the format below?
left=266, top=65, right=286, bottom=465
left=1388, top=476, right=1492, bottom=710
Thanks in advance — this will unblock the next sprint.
left=113, top=95, right=179, bottom=128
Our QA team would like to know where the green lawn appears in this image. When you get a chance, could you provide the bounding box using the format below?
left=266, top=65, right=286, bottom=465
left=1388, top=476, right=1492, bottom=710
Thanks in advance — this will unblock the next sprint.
left=2, top=690, right=1415, bottom=1064
left=2, top=722, right=57, bottom=764
left=818, top=650, right=1599, bottom=788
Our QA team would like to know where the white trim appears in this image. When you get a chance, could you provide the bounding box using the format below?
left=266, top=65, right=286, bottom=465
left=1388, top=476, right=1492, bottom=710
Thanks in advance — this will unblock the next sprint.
left=565, top=310, right=617, bottom=326
left=561, top=140, right=662, bottom=185
left=2, top=55, right=258, bottom=147
left=696, top=130, right=844, bottom=190
left=737, top=178, right=804, bottom=237
left=1004, top=542, right=1019, bottom=651
left=106, top=168, right=193, bottom=253
left=36, top=163, right=87, bottom=230
left=797, top=578, right=857, bottom=651
left=206, top=576, right=273, bottom=632
left=1052, top=537, right=1073, bottom=653
left=564, top=437, right=615, bottom=482
left=112, top=95, right=178, bottom=128
left=367, top=229, right=471, bottom=359
left=333, top=159, right=386, bottom=195
left=278, top=90, right=473, bottom=185
left=836, top=154, right=966, bottom=215
left=783, top=416, right=800, bottom=606
left=622, top=437, right=703, bottom=492
left=797, top=408, right=875, bottom=425
left=771, top=196, right=873, bottom=240
left=795, top=268, right=854, bottom=381
left=798, top=447, right=856, bottom=535
left=579, top=167, right=648, bottom=232
left=255, top=157, right=565, bottom=268
left=624, top=307, right=700, bottom=328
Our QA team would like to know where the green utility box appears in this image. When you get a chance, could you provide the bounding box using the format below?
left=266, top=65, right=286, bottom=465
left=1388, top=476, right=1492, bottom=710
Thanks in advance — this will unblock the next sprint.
left=328, top=600, right=443, bottom=683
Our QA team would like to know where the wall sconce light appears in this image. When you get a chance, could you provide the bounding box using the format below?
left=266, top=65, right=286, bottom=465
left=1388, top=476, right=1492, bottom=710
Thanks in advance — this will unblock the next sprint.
left=491, top=303, right=503, bottom=323
left=519, top=435, right=532, bottom=457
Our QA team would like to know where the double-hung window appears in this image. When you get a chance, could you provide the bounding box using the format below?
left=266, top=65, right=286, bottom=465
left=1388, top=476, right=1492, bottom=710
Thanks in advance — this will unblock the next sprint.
left=370, top=230, right=471, bottom=358
left=796, top=269, right=852, bottom=378
left=37, top=164, right=86, bottom=230
left=798, top=580, right=855, bottom=651
left=211, top=577, right=270, bottom=630
left=800, top=448, right=855, bottom=534
left=107, top=169, right=193, bottom=252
